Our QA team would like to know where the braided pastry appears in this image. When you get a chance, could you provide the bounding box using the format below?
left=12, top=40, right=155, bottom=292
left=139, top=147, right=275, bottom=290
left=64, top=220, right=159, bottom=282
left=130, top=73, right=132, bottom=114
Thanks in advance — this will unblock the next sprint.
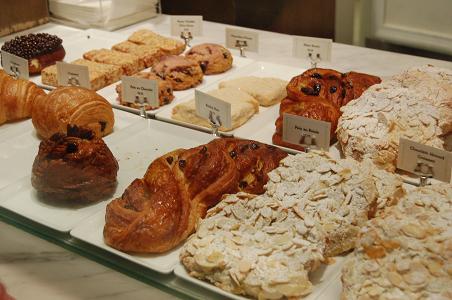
left=103, top=138, right=287, bottom=253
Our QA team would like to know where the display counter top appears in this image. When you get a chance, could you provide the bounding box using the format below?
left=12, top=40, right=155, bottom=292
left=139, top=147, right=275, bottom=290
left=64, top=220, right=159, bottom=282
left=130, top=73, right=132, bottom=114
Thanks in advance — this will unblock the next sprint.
left=1, top=14, right=451, bottom=300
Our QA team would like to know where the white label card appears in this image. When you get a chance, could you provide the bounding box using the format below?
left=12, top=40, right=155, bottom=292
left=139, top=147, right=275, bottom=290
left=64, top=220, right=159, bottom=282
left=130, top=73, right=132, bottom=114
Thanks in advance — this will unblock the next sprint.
left=282, top=113, right=331, bottom=151
left=195, top=90, right=231, bottom=130
left=121, top=76, right=159, bottom=108
left=1, top=50, right=29, bottom=80
left=397, top=138, right=452, bottom=183
left=56, top=62, right=90, bottom=89
left=225, top=28, right=259, bottom=52
left=171, top=15, right=203, bottom=36
left=293, top=36, right=332, bottom=62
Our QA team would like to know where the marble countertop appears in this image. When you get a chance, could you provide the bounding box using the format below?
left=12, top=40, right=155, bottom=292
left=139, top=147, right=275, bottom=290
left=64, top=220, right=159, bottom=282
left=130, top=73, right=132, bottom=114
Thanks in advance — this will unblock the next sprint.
left=0, top=14, right=451, bottom=300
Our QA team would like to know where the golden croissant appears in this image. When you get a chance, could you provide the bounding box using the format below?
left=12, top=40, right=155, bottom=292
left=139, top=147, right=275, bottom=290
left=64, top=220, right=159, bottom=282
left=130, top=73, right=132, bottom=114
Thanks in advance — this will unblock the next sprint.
left=0, top=69, right=46, bottom=125
left=32, top=86, right=115, bottom=139
left=104, top=138, right=288, bottom=253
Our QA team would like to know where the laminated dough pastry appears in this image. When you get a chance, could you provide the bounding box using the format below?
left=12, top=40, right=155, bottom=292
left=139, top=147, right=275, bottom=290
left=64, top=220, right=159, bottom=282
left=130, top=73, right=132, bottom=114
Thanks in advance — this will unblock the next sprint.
left=218, top=76, right=288, bottom=106
left=185, top=43, right=233, bottom=74
left=116, top=71, right=174, bottom=110
left=111, top=41, right=164, bottom=68
left=32, top=86, right=114, bottom=139
left=103, top=138, right=287, bottom=253
left=41, top=59, right=122, bottom=91
left=172, top=87, right=259, bottom=131
left=337, top=65, right=452, bottom=172
left=180, top=151, right=403, bottom=299
left=0, top=69, right=46, bottom=125
left=341, top=183, right=452, bottom=300
left=128, top=29, right=185, bottom=55
left=83, top=49, right=144, bottom=76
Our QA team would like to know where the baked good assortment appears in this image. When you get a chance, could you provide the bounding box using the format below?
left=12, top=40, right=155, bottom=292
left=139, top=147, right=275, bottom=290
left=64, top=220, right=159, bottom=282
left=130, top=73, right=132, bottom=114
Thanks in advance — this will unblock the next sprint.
left=272, top=68, right=381, bottom=151
left=218, top=76, right=287, bottom=106
left=172, top=88, right=259, bottom=131
left=103, top=138, right=287, bottom=253
left=115, top=71, right=174, bottom=110
left=32, top=86, right=115, bottom=139
left=0, top=69, right=46, bottom=125
left=337, top=65, right=452, bottom=172
left=128, top=29, right=185, bottom=55
left=152, top=55, right=204, bottom=90
left=1, top=33, right=66, bottom=75
left=31, top=125, right=119, bottom=203
left=83, top=49, right=145, bottom=76
left=341, top=183, right=452, bottom=300
left=41, top=58, right=122, bottom=91
left=180, top=151, right=404, bottom=299
left=185, top=43, right=233, bottom=74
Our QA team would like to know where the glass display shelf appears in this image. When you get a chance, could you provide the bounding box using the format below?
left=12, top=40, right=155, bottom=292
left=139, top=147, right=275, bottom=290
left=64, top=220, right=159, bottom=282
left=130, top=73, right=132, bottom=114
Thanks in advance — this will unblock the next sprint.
left=0, top=207, right=223, bottom=300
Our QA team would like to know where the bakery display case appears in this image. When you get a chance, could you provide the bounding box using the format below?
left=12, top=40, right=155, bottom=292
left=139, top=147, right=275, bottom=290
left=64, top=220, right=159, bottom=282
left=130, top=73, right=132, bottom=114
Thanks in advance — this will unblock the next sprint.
left=0, top=9, right=451, bottom=300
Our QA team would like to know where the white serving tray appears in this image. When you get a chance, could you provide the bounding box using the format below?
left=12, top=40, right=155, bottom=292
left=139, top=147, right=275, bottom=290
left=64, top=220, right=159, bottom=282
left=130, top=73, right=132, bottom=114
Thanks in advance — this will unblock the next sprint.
left=97, top=55, right=255, bottom=116
left=0, top=118, right=213, bottom=233
left=0, top=109, right=141, bottom=190
left=174, top=255, right=348, bottom=300
left=155, top=61, right=303, bottom=136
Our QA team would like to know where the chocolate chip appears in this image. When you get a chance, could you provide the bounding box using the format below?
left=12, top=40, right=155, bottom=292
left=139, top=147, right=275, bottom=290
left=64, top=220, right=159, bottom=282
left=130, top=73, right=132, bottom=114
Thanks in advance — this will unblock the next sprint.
left=310, top=73, right=322, bottom=79
left=313, top=83, right=321, bottom=94
left=99, top=121, right=106, bottom=132
left=239, top=181, right=248, bottom=188
left=229, top=150, right=237, bottom=158
left=250, top=143, right=259, bottom=150
left=166, top=156, right=174, bottom=164
left=330, top=86, right=337, bottom=93
left=179, top=159, right=186, bottom=168
left=66, top=143, right=78, bottom=153
left=199, top=61, right=208, bottom=73
left=200, top=146, right=207, bottom=154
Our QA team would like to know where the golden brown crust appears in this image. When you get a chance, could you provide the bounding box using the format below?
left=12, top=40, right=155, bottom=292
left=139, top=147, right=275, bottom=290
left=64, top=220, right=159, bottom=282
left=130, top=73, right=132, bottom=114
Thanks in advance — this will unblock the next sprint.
left=103, top=138, right=287, bottom=253
left=0, top=69, right=46, bottom=125
left=31, top=86, right=115, bottom=139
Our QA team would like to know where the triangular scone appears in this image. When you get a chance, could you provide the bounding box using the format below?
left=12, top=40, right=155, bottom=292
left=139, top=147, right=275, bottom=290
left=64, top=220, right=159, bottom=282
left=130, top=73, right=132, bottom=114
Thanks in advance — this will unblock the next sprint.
left=219, top=76, right=287, bottom=106
left=172, top=88, right=259, bottom=131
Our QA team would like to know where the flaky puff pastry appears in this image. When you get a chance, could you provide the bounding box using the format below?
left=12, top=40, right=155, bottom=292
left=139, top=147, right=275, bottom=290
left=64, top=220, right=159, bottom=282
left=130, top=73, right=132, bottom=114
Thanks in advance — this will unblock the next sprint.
left=31, top=86, right=114, bottom=139
left=0, top=69, right=46, bottom=125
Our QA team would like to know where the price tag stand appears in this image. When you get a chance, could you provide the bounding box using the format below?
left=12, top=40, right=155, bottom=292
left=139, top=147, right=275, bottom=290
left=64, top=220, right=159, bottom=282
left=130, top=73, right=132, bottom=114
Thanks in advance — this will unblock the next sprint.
left=208, top=110, right=221, bottom=137
left=235, top=40, right=247, bottom=57
left=308, top=53, right=321, bottom=68
left=180, top=31, right=193, bottom=47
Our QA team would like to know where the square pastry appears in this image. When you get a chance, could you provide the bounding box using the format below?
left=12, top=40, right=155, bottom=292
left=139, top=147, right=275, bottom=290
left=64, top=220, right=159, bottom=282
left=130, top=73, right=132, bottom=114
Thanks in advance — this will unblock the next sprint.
left=41, top=59, right=122, bottom=90
left=172, top=87, right=259, bottom=131
left=128, top=29, right=185, bottom=55
left=112, top=41, right=164, bottom=68
left=83, top=49, right=144, bottom=76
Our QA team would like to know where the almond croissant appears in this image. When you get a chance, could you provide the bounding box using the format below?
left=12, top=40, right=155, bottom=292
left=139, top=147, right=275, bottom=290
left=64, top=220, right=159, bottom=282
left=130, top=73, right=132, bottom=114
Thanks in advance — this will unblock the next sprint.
left=103, top=138, right=288, bottom=253
left=0, top=69, right=46, bottom=125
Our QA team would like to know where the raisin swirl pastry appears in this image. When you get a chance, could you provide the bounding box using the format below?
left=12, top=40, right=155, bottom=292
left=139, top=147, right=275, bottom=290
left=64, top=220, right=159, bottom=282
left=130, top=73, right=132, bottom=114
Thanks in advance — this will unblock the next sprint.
left=103, top=138, right=287, bottom=253
left=152, top=55, right=203, bottom=90
left=31, top=125, right=119, bottom=203
left=1, top=33, right=65, bottom=75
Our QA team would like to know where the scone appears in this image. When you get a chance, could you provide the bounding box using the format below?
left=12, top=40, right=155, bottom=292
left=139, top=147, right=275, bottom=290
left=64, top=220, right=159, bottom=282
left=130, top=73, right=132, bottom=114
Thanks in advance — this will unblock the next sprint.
left=219, top=76, right=287, bottom=106
left=41, top=59, right=122, bottom=90
left=128, top=29, right=185, bottom=55
left=180, top=151, right=404, bottom=299
left=341, top=184, right=452, bottom=300
left=83, top=49, right=144, bottom=76
left=152, top=55, right=203, bottom=90
left=185, top=43, right=233, bottom=74
left=116, top=72, right=174, bottom=110
left=111, top=41, right=164, bottom=68
left=172, top=87, right=259, bottom=131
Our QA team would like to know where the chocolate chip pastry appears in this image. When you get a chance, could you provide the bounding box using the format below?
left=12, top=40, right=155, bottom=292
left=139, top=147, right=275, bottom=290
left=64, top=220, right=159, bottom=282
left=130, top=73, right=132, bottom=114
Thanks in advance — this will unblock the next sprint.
left=152, top=55, right=203, bottom=90
left=185, top=43, right=233, bottom=75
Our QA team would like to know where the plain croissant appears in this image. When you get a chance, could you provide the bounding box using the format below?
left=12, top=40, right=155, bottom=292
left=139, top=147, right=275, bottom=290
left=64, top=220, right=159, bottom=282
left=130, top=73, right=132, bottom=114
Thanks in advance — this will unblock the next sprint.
left=0, top=69, right=46, bottom=125
left=103, top=138, right=288, bottom=253
left=32, top=86, right=115, bottom=139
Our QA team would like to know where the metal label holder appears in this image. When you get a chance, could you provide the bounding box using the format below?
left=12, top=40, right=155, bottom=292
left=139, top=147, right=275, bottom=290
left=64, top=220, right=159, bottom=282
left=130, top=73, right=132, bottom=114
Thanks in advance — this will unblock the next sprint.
left=299, top=133, right=319, bottom=153
left=208, top=110, right=222, bottom=137
left=308, top=52, right=321, bottom=68
left=412, top=161, right=434, bottom=187
left=180, top=31, right=193, bottom=47
left=235, top=40, right=248, bottom=57
left=134, top=95, right=148, bottom=119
